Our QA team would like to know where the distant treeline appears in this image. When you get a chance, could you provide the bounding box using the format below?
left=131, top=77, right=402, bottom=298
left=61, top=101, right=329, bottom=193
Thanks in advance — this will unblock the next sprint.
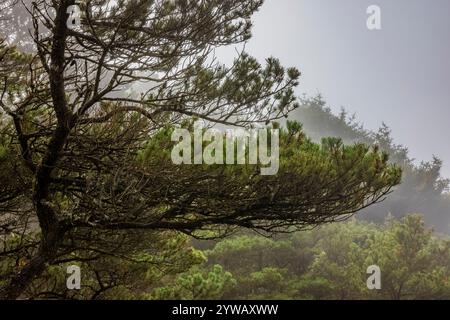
left=164, top=215, right=450, bottom=300
left=291, top=96, right=450, bottom=233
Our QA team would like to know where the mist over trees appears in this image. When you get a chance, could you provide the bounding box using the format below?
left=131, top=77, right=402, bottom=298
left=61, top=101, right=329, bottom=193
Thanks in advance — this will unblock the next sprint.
left=291, top=95, right=450, bottom=233
left=0, top=0, right=402, bottom=299
left=193, top=215, right=450, bottom=300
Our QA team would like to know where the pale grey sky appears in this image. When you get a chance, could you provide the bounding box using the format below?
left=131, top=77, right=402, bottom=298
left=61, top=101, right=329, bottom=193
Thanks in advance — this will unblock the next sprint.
left=222, top=0, right=450, bottom=177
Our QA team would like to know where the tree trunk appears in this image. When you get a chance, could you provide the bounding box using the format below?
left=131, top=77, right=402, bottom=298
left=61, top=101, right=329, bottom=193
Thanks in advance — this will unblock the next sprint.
left=0, top=254, right=47, bottom=299
left=0, top=220, right=63, bottom=299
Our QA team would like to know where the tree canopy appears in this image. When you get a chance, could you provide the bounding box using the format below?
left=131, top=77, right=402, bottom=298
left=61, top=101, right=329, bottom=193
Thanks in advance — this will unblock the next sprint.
left=194, top=215, right=450, bottom=300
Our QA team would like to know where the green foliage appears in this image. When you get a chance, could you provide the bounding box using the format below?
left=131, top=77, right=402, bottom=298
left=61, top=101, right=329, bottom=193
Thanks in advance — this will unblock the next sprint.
left=194, top=215, right=450, bottom=300
left=134, top=120, right=401, bottom=235
left=150, top=265, right=236, bottom=300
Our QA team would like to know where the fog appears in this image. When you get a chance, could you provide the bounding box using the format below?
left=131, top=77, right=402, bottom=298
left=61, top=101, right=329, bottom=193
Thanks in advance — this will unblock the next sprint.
left=220, top=0, right=450, bottom=178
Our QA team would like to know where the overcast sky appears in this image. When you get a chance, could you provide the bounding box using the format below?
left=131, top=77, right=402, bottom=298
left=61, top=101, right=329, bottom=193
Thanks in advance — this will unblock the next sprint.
left=222, top=0, right=450, bottom=177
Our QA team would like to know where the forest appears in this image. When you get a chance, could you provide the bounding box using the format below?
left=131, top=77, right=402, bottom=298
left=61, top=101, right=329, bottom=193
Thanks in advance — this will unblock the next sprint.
left=0, top=0, right=449, bottom=300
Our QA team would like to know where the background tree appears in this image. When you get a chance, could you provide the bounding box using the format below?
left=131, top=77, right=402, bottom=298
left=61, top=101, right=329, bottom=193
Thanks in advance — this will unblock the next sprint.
left=291, top=95, right=450, bottom=232
left=192, top=215, right=450, bottom=300
left=150, top=264, right=236, bottom=300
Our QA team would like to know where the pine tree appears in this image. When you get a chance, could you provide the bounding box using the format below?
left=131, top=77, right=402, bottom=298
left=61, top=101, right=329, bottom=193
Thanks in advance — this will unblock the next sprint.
left=0, top=0, right=400, bottom=299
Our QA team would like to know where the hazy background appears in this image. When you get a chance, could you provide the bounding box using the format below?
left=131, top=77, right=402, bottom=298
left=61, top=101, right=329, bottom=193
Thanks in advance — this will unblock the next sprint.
left=221, top=0, right=450, bottom=177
